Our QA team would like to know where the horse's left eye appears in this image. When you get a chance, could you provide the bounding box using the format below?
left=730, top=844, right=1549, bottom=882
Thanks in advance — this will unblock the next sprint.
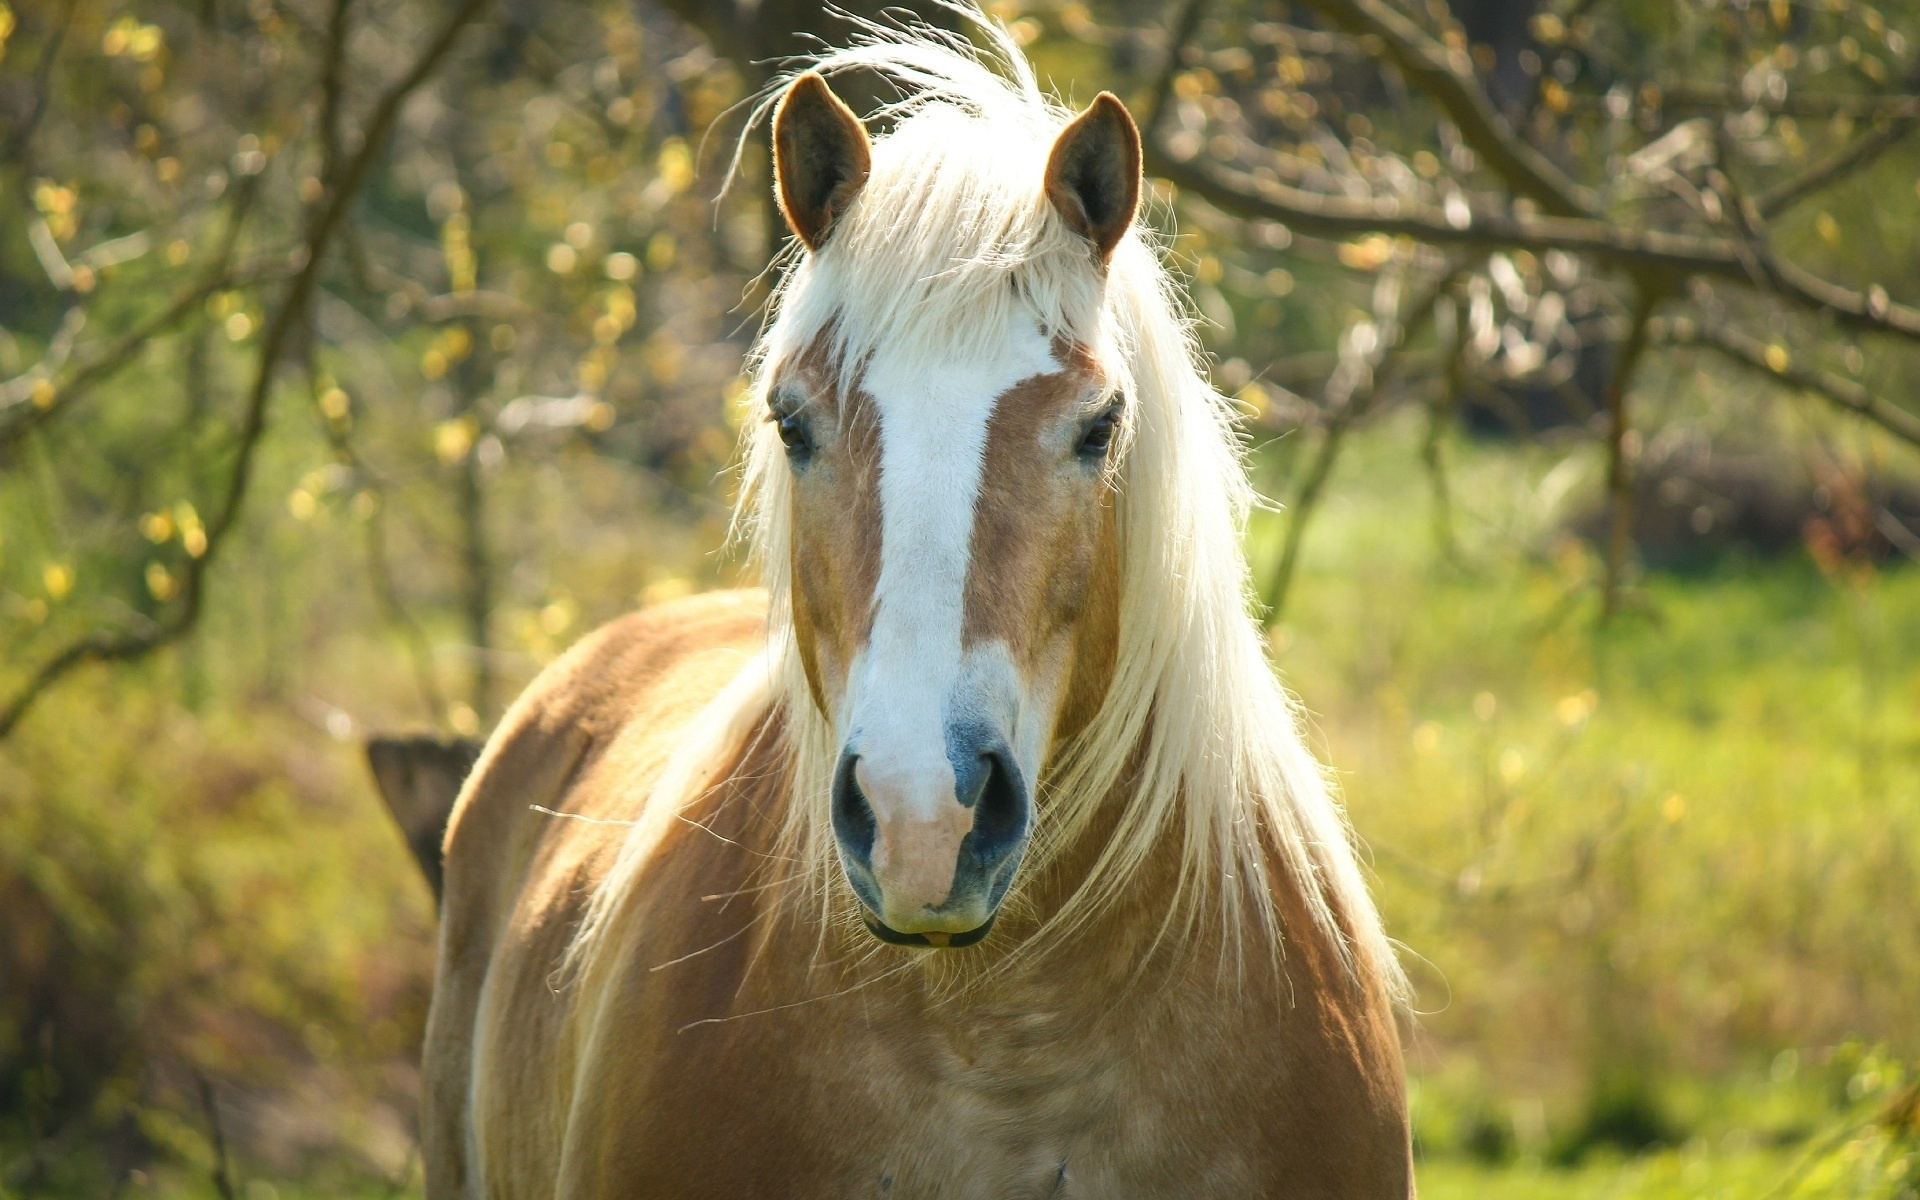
left=1077, top=410, right=1118, bottom=460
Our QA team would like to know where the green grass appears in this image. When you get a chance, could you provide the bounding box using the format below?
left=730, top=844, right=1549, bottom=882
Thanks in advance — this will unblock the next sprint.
left=6, top=404, right=1918, bottom=1194
left=1255, top=412, right=1920, bottom=1197
left=1420, top=1132, right=1918, bottom=1200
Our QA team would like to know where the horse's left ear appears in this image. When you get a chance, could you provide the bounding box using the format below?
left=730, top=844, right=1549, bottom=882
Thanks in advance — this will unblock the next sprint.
left=1044, top=92, right=1142, bottom=263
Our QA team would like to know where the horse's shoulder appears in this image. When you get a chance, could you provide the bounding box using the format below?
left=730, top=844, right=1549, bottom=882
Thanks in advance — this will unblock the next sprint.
left=514, top=588, right=769, bottom=737
left=468, top=587, right=765, bottom=786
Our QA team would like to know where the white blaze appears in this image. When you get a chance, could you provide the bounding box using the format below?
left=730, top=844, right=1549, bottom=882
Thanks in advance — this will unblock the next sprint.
left=844, top=316, right=1057, bottom=815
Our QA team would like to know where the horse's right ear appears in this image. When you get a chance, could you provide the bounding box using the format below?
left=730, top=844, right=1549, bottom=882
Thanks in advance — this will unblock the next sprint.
left=772, top=72, right=872, bottom=252
left=1045, top=92, right=1141, bottom=263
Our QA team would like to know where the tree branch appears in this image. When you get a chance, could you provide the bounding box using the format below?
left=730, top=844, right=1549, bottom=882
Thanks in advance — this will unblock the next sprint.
left=1144, top=0, right=1207, bottom=137
left=1, top=161, right=265, bottom=445
left=1144, top=145, right=1920, bottom=341
left=1423, top=297, right=1467, bottom=560
left=302, top=345, right=451, bottom=728
left=317, top=0, right=355, bottom=188
left=0, top=0, right=492, bottom=740
left=1655, top=84, right=1920, bottom=120
left=1655, top=316, right=1920, bottom=448
left=1290, top=0, right=1599, bottom=217
left=194, top=1074, right=238, bottom=1200
left=1261, top=265, right=1460, bottom=623
left=1600, top=283, right=1663, bottom=623
left=0, top=265, right=291, bottom=450
left=1, top=0, right=77, bottom=184
left=1757, top=115, right=1920, bottom=218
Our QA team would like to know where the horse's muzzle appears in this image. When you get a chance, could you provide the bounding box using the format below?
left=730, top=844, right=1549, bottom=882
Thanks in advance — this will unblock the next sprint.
left=830, top=730, right=1031, bottom=946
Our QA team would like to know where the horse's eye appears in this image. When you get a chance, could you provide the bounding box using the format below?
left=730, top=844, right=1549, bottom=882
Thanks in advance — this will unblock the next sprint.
left=775, top=413, right=813, bottom=462
left=1077, top=409, right=1119, bottom=460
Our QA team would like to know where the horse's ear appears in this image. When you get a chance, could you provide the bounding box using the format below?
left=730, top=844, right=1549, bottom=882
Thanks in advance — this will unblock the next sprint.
left=1044, top=92, right=1142, bottom=263
left=772, top=72, right=872, bottom=252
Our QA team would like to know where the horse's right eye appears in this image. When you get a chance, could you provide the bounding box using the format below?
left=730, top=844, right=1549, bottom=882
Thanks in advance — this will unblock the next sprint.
left=775, top=413, right=813, bottom=463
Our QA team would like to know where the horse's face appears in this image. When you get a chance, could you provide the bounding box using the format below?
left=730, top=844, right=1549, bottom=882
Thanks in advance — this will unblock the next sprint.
left=770, top=74, right=1140, bottom=947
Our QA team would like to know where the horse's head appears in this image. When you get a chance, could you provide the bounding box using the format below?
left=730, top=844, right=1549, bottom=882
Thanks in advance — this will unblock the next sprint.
left=764, top=72, right=1141, bottom=947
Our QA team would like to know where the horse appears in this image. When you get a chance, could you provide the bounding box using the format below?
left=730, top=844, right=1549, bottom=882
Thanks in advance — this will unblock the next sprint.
left=420, top=15, right=1412, bottom=1197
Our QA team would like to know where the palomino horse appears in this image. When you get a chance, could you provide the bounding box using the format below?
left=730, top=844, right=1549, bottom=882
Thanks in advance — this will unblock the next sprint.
left=422, top=17, right=1411, bottom=1198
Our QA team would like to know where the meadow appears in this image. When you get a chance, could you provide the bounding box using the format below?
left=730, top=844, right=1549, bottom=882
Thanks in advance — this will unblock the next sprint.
left=5, top=0, right=1920, bottom=1191
left=1272, top=411, right=1920, bottom=1197
left=6, top=399, right=1916, bottom=1197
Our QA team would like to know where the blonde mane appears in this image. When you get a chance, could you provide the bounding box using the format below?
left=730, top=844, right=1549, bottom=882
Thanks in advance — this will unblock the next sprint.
left=574, top=9, right=1404, bottom=1002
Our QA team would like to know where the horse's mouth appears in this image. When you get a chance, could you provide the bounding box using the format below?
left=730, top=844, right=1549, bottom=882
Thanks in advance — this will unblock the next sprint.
left=860, top=912, right=996, bottom=949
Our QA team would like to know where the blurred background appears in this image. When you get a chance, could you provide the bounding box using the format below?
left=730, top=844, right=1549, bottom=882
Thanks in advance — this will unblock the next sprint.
left=2, top=0, right=1918, bottom=1195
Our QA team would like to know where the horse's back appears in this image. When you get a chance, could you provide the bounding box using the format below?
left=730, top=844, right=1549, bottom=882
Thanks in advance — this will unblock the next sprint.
left=422, top=589, right=767, bottom=1200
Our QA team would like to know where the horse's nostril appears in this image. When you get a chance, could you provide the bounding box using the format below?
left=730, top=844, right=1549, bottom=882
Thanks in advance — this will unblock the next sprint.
left=969, top=749, right=1027, bottom=856
left=830, top=752, right=876, bottom=862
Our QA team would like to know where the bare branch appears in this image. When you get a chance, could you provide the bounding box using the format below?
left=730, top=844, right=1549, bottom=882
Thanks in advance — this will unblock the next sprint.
left=1656, top=317, right=1920, bottom=448
left=0, top=0, right=77, bottom=180
left=1423, top=298, right=1467, bottom=560
left=0, top=261, right=291, bottom=448
left=1600, top=283, right=1663, bottom=623
left=1760, top=251, right=1920, bottom=339
left=1757, top=116, right=1920, bottom=218
left=302, top=345, right=451, bottom=728
left=1150, top=145, right=1699, bottom=261
left=1145, top=0, right=1207, bottom=137
left=1144, top=145, right=1920, bottom=341
left=1290, top=0, right=1599, bottom=217
left=0, top=0, right=493, bottom=741
left=0, top=172, right=267, bottom=447
left=1656, top=84, right=1920, bottom=120
left=1262, top=265, right=1461, bottom=623
left=318, top=0, right=355, bottom=187
left=194, top=1074, right=238, bottom=1200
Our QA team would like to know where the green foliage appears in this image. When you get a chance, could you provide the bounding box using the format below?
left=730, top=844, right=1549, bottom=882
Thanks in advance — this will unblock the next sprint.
left=1419, top=1049, right=1918, bottom=1200
left=1274, top=411, right=1920, bottom=1092
left=1, top=0, right=758, bottom=734
left=7, top=0, right=1920, bottom=1192
left=1267, top=410, right=1920, bottom=1196
left=0, top=667, right=433, bottom=1192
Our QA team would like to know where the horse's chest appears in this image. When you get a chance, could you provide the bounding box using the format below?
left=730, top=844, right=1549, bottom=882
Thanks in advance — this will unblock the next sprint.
left=813, top=996, right=1265, bottom=1197
left=540, top=957, right=1403, bottom=1199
